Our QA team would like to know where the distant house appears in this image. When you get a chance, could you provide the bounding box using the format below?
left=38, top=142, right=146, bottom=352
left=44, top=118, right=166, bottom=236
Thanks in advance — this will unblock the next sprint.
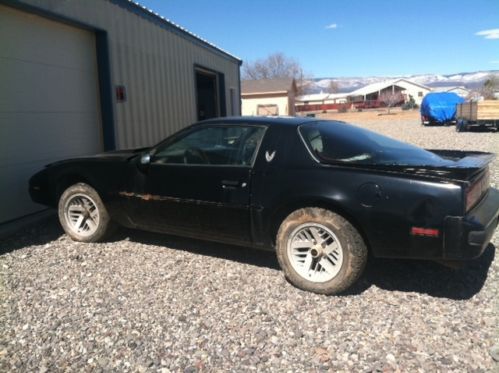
left=241, top=78, right=297, bottom=116
left=348, top=79, right=431, bottom=106
left=296, top=92, right=348, bottom=104
left=432, top=86, right=470, bottom=98
left=295, top=92, right=348, bottom=113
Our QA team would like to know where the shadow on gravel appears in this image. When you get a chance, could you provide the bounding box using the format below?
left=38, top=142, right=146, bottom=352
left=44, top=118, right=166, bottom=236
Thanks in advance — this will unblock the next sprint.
left=462, top=127, right=498, bottom=133
left=1, top=217, right=495, bottom=300
left=0, top=216, right=63, bottom=255
left=453, top=125, right=498, bottom=133
left=123, top=228, right=495, bottom=300
left=344, top=244, right=496, bottom=300
left=122, top=228, right=281, bottom=270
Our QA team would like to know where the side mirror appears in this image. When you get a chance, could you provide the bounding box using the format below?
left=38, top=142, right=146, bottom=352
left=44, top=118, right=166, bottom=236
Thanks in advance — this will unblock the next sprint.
left=140, top=153, right=151, bottom=165
left=137, top=152, right=151, bottom=172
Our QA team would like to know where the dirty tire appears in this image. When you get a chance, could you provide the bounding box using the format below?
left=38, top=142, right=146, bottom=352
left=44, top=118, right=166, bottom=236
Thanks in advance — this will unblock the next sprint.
left=276, top=208, right=367, bottom=295
left=58, top=183, right=115, bottom=242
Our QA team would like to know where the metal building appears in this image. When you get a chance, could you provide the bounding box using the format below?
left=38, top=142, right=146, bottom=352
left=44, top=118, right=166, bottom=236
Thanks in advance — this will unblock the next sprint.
left=0, top=0, right=242, bottom=224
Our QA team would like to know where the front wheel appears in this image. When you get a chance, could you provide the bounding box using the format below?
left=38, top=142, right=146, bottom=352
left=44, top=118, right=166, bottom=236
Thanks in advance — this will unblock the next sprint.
left=276, top=208, right=367, bottom=295
left=58, top=183, right=115, bottom=242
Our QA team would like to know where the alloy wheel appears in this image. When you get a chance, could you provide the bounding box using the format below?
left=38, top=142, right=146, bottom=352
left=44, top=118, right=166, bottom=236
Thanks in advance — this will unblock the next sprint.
left=64, top=194, right=100, bottom=237
left=287, top=223, right=344, bottom=283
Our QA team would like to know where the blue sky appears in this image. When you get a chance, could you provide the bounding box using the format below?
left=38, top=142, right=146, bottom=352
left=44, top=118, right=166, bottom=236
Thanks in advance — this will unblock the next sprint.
left=140, top=0, right=499, bottom=78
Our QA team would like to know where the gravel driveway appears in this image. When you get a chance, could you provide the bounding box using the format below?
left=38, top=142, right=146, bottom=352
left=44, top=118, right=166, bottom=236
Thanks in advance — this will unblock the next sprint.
left=1, top=116, right=498, bottom=372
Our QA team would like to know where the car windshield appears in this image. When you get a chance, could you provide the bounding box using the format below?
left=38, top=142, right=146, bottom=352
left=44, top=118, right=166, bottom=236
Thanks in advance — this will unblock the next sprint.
left=299, top=121, right=453, bottom=166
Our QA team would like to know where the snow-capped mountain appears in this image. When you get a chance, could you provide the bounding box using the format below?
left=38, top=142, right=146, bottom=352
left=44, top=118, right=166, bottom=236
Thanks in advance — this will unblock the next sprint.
left=309, top=70, right=498, bottom=93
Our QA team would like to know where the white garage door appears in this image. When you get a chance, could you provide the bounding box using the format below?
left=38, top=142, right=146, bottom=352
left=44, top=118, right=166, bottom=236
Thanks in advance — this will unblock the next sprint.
left=0, top=5, right=103, bottom=224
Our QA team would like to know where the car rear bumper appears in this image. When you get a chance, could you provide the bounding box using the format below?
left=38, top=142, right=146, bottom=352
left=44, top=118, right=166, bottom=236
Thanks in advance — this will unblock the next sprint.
left=443, top=188, right=499, bottom=260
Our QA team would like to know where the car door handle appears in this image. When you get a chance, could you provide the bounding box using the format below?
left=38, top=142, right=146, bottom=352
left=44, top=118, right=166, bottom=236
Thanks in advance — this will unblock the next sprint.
left=221, top=180, right=247, bottom=189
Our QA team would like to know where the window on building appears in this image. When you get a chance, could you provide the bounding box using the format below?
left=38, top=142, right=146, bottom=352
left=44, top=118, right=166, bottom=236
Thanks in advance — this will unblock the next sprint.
left=418, top=91, right=423, bottom=97
left=257, top=104, right=279, bottom=116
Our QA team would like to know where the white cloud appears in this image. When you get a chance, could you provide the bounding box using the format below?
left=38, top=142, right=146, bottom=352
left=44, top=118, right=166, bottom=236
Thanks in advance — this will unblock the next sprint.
left=476, top=28, right=499, bottom=39
left=325, top=23, right=338, bottom=30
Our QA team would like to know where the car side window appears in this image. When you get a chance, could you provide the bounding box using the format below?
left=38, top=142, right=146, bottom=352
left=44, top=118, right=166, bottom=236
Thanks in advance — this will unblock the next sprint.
left=153, top=125, right=266, bottom=166
left=305, top=128, right=323, bottom=153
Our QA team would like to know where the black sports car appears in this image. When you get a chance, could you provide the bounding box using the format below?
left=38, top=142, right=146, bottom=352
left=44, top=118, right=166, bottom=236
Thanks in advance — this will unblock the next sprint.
left=29, top=117, right=499, bottom=294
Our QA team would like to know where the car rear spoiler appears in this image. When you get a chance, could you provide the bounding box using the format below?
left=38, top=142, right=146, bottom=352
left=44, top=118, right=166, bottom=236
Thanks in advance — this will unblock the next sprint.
left=316, top=150, right=495, bottom=182
left=427, top=150, right=495, bottom=169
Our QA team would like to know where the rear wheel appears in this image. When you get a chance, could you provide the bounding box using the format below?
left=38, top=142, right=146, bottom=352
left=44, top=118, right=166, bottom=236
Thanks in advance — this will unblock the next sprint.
left=58, top=183, right=115, bottom=242
left=276, top=208, right=367, bottom=295
left=456, top=120, right=467, bottom=132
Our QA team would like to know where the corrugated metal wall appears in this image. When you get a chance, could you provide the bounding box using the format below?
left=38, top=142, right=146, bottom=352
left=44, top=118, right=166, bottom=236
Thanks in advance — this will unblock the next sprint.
left=14, top=0, right=241, bottom=149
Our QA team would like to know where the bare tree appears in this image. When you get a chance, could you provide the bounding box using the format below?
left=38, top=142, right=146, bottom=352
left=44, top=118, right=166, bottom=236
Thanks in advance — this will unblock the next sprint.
left=242, top=52, right=312, bottom=95
left=298, top=77, right=315, bottom=96
left=379, top=91, right=404, bottom=114
left=481, top=74, right=499, bottom=99
left=326, top=81, right=340, bottom=94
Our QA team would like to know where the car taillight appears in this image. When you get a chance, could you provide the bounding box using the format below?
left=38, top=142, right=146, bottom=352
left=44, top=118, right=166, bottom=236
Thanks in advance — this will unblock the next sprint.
left=411, top=227, right=439, bottom=237
left=466, top=167, right=490, bottom=211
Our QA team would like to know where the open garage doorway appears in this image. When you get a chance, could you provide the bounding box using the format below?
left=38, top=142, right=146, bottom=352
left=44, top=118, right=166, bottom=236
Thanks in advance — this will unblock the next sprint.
left=195, top=67, right=226, bottom=121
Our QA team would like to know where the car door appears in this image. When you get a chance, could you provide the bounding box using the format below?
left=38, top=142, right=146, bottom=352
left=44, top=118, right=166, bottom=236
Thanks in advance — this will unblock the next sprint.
left=131, top=124, right=267, bottom=244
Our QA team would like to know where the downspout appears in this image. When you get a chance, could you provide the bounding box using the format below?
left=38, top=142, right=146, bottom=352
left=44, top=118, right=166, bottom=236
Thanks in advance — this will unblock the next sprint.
left=237, top=59, right=242, bottom=115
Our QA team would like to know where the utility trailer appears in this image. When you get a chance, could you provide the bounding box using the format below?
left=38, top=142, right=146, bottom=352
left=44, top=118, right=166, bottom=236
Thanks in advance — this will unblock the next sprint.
left=456, top=100, right=499, bottom=132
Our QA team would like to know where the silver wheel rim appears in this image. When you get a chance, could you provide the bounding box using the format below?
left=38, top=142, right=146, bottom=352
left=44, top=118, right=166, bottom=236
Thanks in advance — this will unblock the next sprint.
left=64, top=194, right=100, bottom=237
left=287, top=223, right=344, bottom=283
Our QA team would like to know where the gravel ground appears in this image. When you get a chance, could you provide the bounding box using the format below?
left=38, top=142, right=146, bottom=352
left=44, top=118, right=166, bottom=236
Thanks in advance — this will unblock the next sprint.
left=1, top=117, right=498, bottom=372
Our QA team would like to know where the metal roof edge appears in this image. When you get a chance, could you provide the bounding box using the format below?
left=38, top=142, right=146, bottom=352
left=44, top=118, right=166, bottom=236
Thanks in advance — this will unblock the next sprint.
left=111, top=0, right=242, bottom=64
left=347, top=78, right=432, bottom=96
left=393, top=78, right=432, bottom=91
left=242, top=90, right=289, bottom=95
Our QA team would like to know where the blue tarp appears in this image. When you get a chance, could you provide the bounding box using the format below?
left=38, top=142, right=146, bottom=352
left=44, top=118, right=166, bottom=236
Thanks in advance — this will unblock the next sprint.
left=420, top=92, right=465, bottom=123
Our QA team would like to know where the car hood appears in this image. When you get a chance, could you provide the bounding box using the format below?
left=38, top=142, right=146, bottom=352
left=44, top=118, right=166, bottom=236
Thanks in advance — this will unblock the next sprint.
left=45, top=147, right=150, bottom=167
left=91, top=147, right=150, bottom=160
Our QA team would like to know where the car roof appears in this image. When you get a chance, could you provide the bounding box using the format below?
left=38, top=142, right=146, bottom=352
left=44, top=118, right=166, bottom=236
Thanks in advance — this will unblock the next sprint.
left=196, top=116, right=318, bottom=127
